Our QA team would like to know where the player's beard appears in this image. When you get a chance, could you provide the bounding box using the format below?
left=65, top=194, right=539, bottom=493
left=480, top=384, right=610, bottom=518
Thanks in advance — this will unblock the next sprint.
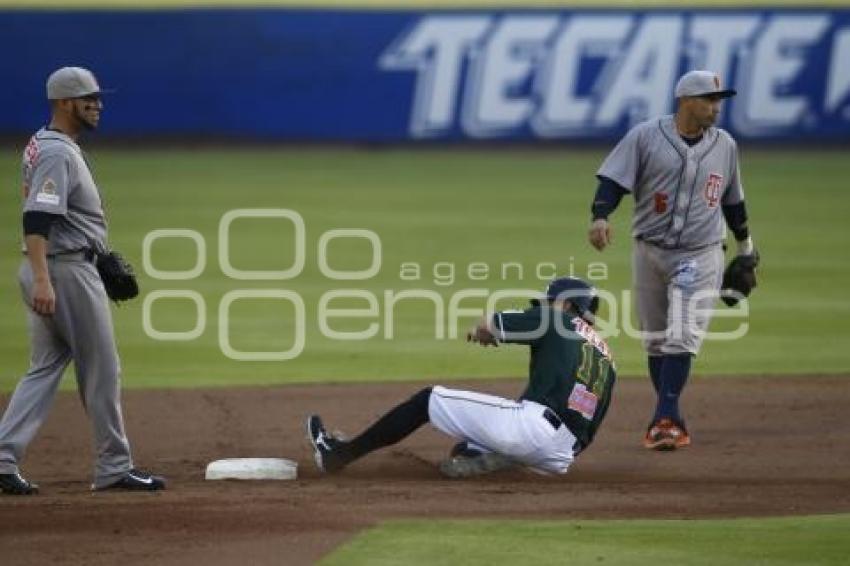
left=73, top=103, right=99, bottom=131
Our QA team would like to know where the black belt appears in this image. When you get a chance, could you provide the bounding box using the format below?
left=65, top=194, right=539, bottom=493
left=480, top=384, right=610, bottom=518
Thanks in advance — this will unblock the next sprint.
left=635, top=235, right=722, bottom=252
left=542, top=408, right=563, bottom=430
left=45, top=248, right=96, bottom=262
left=543, top=408, right=585, bottom=455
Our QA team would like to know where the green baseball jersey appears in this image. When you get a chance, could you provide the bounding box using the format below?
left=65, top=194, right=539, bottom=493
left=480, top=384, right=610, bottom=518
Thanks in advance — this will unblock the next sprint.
left=492, top=306, right=616, bottom=450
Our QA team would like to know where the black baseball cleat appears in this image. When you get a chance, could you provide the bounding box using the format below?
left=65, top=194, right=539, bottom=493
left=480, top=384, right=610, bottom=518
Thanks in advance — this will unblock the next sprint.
left=450, top=441, right=484, bottom=458
left=305, top=414, right=346, bottom=473
left=439, top=452, right=516, bottom=479
left=94, top=468, right=166, bottom=492
left=0, top=472, right=39, bottom=495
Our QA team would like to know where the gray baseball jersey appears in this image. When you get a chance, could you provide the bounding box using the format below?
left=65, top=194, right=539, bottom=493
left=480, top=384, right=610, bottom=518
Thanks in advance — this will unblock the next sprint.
left=597, top=115, right=743, bottom=250
left=22, top=128, right=107, bottom=254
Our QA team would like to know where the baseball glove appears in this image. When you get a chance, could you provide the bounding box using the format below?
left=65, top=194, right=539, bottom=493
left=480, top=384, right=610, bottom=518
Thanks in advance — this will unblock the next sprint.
left=96, top=251, right=139, bottom=303
left=720, top=251, right=759, bottom=307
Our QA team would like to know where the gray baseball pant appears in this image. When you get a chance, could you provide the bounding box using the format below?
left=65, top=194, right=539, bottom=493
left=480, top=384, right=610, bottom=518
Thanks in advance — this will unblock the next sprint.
left=632, top=240, right=725, bottom=355
left=0, top=255, right=132, bottom=487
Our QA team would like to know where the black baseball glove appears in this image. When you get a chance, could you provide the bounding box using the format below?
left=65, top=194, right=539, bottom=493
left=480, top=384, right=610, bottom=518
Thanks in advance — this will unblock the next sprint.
left=720, top=251, right=759, bottom=307
left=96, top=251, right=140, bottom=303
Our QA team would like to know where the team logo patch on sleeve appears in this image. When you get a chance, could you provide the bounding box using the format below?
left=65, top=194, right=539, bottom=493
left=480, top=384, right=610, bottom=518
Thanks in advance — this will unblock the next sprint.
left=568, top=383, right=598, bottom=420
left=35, top=178, right=60, bottom=206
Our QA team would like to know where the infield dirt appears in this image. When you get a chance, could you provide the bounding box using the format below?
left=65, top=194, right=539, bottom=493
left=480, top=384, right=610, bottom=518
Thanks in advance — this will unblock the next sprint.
left=2, top=376, right=849, bottom=565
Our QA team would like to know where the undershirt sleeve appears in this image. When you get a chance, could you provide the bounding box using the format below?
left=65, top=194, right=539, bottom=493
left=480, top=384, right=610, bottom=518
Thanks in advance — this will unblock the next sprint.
left=591, top=176, right=628, bottom=220
left=23, top=210, right=60, bottom=239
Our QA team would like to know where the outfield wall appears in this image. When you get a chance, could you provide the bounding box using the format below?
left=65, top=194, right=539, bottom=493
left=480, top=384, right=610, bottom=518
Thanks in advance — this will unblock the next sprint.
left=6, top=8, right=850, bottom=141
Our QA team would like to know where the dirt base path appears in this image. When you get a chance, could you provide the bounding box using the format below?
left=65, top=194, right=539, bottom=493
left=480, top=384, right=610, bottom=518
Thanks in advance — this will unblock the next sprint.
left=2, top=376, right=849, bottom=565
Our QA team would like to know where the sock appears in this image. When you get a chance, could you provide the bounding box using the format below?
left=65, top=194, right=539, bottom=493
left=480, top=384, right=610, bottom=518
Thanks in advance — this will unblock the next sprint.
left=648, top=355, right=663, bottom=393
left=342, top=387, right=432, bottom=463
left=653, top=354, right=692, bottom=424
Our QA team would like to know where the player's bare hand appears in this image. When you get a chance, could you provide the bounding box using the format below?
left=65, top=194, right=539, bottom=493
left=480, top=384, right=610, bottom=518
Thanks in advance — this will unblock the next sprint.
left=588, top=219, right=612, bottom=251
left=467, top=325, right=498, bottom=347
left=31, top=277, right=56, bottom=315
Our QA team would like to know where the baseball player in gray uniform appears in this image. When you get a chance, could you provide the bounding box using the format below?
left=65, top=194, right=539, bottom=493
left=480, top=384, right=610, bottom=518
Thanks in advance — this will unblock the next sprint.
left=587, top=70, right=757, bottom=451
left=0, top=67, right=164, bottom=494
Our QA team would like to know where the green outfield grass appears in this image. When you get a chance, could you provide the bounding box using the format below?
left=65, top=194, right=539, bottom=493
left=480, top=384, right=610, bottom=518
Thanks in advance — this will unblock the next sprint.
left=1, top=147, right=848, bottom=391
left=322, top=515, right=850, bottom=565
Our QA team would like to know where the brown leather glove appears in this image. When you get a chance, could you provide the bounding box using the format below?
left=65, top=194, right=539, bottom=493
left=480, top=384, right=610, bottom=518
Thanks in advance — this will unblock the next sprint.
left=720, top=251, right=759, bottom=307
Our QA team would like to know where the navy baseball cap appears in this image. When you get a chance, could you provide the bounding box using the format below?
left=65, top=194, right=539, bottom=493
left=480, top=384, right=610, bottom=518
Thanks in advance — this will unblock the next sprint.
left=535, top=276, right=599, bottom=322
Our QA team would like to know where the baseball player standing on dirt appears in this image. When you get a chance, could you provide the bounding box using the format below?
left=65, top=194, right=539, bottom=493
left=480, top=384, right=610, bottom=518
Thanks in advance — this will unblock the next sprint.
left=307, top=277, right=616, bottom=478
left=588, top=70, right=758, bottom=451
left=0, top=67, right=165, bottom=494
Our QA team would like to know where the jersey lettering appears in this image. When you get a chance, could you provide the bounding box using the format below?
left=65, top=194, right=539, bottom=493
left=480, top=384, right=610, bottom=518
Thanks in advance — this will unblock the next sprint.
left=572, top=317, right=612, bottom=360
left=575, top=341, right=613, bottom=398
left=23, top=136, right=39, bottom=179
left=704, top=173, right=723, bottom=208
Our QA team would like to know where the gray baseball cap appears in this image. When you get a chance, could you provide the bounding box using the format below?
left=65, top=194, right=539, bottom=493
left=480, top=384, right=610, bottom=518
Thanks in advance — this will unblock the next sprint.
left=674, top=70, right=736, bottom=99
left=46, top=66, right=112, bottom=100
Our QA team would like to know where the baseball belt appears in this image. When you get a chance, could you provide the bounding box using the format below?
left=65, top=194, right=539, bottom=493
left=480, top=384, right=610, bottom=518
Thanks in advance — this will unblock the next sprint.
left=542, top=408, right=584, bottom=455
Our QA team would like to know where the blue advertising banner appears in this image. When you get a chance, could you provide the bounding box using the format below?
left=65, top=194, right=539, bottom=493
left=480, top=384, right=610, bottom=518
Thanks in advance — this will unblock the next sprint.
left=4, top=9, right=850, bottom=141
